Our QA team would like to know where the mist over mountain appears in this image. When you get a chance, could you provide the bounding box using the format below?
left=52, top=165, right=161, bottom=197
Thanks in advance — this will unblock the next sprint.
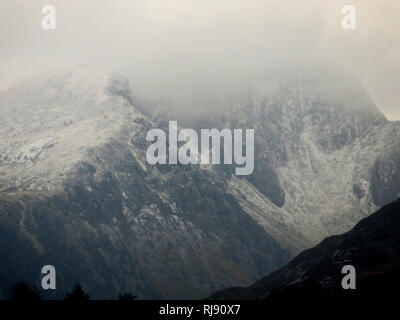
left=168, top=68, right=400, bottom=248
left=2, top=0, right=400, bottom=121
left=0, top=66, right=399, bottom=299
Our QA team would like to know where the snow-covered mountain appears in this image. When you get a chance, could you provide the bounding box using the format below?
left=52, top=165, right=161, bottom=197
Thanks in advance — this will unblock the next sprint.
left=181, top=69, right=400, bottom=251
left=0, top=66, right=399, bottom=299
left=217, top=70, right=400, bottom=250
left=0, top=67, right=289, bottom=299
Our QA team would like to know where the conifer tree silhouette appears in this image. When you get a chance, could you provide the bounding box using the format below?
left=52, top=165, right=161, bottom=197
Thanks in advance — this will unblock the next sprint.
left=9, top=282, right=41, bottom=301
left=64, top=284, right=90, bottom=301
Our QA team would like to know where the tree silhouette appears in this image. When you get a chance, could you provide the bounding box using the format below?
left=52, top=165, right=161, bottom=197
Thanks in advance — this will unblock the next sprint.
left=64, top=284, right=90, bottom=301
left=9, top=282, right=41, bottom=301
left=118, top=293, right=137, bottom=301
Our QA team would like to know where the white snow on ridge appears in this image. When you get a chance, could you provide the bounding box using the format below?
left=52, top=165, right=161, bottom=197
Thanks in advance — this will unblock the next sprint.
left=1, top=66, right=399, bottom=255
left=225, top=71, right=400, bottom=251
left=0, top=66, right=142, bottom=191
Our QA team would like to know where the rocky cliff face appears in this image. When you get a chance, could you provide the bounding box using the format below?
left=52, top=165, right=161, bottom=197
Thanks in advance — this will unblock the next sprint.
left=0, top=67, right=399, bottom=299
left=194, top=70, right=400, bottom=249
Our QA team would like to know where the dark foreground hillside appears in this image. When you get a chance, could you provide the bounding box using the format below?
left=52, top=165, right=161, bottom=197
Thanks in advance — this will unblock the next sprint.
left=210, top=198, right=400, bottom=304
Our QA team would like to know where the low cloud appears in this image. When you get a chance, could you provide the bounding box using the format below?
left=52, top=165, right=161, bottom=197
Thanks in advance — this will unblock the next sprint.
left=0, top=0, right=399, bottom=119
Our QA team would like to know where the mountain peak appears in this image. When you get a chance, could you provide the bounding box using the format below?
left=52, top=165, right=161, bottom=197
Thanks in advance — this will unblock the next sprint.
left=0, top=67, right=141, bottom=192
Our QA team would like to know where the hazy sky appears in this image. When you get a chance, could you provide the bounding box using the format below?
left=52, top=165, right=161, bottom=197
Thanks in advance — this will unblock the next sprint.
left=0, top=0, right=399, bottom=119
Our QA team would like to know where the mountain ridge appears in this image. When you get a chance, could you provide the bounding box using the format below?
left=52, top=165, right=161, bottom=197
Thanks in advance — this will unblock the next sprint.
left=0, top=67, right=290, bottom=299
left=0, top=66, right=399, bottom=299
left=209, top=197, right=400, bottom=300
